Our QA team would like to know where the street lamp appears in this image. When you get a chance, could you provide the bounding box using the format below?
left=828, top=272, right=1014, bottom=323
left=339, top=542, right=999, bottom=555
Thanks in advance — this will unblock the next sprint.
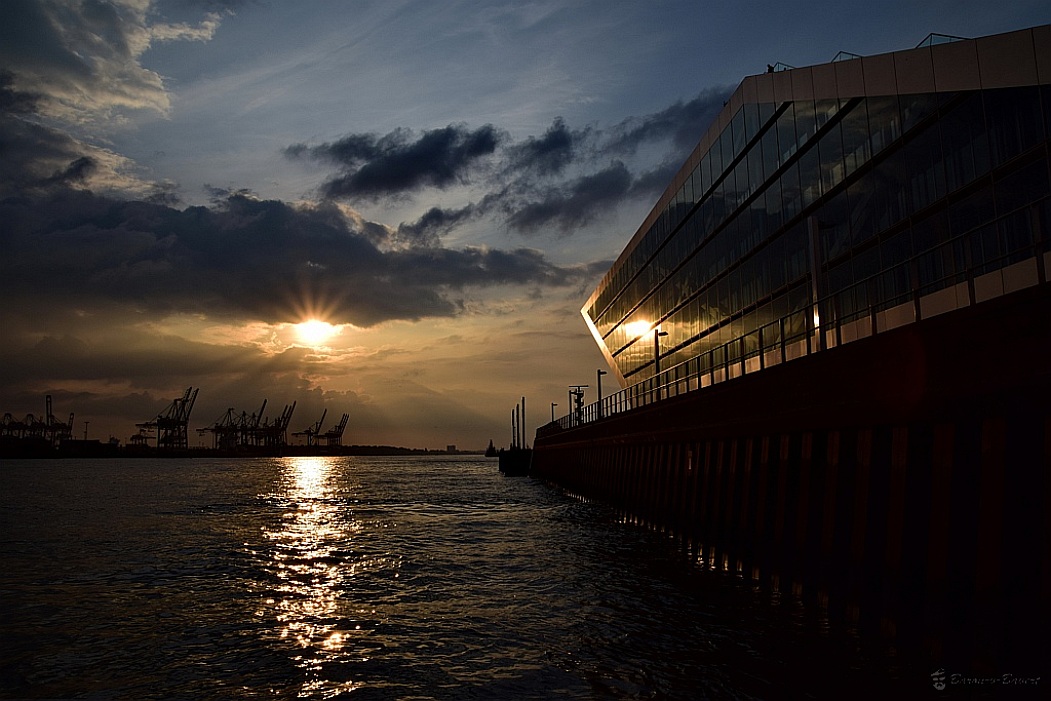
left=550, top=402, right=557, bottom=423
left=597, top=369, right=607, bottom=419
left=654, top=327, right=668, bottom=399
left=568, top=385, right=588, bottom=427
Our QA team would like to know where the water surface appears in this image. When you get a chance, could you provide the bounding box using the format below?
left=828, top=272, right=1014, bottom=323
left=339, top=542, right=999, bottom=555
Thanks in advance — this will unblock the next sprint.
left=1, top=456, right=915, bottom=699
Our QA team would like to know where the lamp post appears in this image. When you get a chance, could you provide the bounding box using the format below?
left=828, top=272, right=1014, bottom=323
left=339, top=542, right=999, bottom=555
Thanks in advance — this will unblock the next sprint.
left=550, top=402, right=557, bottom=423
left=568, top=385, right=588, bottom=427
left=597, top=369, right=607, bottom=419
left=654, top=327, right=668, bottom=400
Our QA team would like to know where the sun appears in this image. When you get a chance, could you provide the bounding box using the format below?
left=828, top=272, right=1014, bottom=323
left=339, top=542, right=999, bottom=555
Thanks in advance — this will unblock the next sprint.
left=295, top=319, right=338, bottom=347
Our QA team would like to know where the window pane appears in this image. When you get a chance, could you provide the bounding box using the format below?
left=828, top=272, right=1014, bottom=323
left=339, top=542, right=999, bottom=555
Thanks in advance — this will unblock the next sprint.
left=761, top=126, right=780, bottom=180
left=732, top=158, right=750, bottom=210
left=731, top=108, right=748, bottom=158
left=872, top=150, right=907, bottom=233
left=819, top=120, right=845, bottom=194
left=912, top=209, right=951, bottom=254
left=709, top=132, right=724, bottom=179
left=748, top=141, right=765, bottom=195
left=699, top=153, right=713, bottom=195
left=851, top=243, right=881, bottom=286
left=996, top=209, right=1034, bottom=264
left=784, top=222, right=809, bottom=281
left=758, top=102, right=776, bottom=128
left=867, top=96, right=901, bottom=156
left=985, top=87, right=1043, bottom=167
left=777, top=103, right=798, bottom=162
left=794, top=100, right=818, bottom=151
left=940, top=92, right=989, bottom=194
left=840, top=99, right=871, bottom=177
left=848, top=178, right=875, bottom=246
left=995, top=155, right=1050, bottom=215
left=743, top=102, right=760, bottom=147
left=764, top=178, right=784, bottom=234
left=904, top=123, right=946, bottom=213
left=948, top=183, right=995, bottom=237
left=781, top=163, right=802, bottom=223
left=797, top=144, right=822, bottom=209
left=819, top=189, right=851, bottom=262
left=815, top=99, right=840, bottom=130
left=719, top=127, right=735, bottom=175
left=901, top=93, right=944, bottom=133
left=880, top=228, right=913, bottom=270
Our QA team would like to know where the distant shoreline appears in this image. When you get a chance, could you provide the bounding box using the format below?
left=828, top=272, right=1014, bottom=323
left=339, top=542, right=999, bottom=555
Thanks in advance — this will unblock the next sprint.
left=0, top=441, right=488, bottom=460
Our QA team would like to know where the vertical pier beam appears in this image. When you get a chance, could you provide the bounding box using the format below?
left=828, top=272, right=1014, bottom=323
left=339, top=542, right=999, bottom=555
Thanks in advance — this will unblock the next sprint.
left=847, top=428, right=873, bottom=627
left=737, top=437, right=756, bottom=578
left=922, top=422, right=955, bottom=659
left=819, top=430, right=841, bottom=612
left=881, top=425, right=910, bottom=641
left=773, top=433, right=792, bottom=592
left=753, top=436, right=773, bottom=585
left=723, top=438, right=740, bottom=572
left=974, top=417, right=1006, bottom=671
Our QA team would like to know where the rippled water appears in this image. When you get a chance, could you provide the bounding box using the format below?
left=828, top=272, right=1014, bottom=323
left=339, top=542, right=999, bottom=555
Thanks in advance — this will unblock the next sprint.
left=1, top=456, right=915, bottom=699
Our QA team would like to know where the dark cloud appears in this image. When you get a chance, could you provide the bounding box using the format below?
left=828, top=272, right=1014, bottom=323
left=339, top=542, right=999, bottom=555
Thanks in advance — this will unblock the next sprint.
left=507, top=161, right=633, bottom=234
left=0, top=0, right=198, bottom=121
left=42, top=155, right=96, bottom=186
left=504, top=117, right=588, bottom=176
left=0, top=70, right=41, bottom=115
left=0, top=1, right=214, bottom=199
left=395, top=187, right=512, bottom=245
left=287, top=124, right=504, bottom=200
left=204, top=184, right=258, bottom=203
left=0, top=115, right=84, bottom=194
left=629, top=160, right=683, bottom=199
left=396, top=204, right=476, bottom=247
left=605, top=86, right=733, bottom=154
left=288, top=87, right=730, bottom=240
left=1, top=68, right=95, bottom=194
left=0, top=187, right=591, bottom=331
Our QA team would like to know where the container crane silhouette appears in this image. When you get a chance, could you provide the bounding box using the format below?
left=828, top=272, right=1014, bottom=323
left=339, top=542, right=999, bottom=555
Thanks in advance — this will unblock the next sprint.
left=136, top=387, right=198, bottom=450
left=293, top=409, right=327, bottom=447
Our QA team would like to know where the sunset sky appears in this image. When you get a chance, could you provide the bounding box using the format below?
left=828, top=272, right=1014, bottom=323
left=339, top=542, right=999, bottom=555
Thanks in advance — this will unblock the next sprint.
left=3, top=1, right=1049, bottom=450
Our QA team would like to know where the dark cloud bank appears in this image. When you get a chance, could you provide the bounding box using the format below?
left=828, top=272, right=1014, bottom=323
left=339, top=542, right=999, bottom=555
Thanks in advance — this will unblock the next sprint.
left=287, top=86, right=732, bottom=240
left=0, top=189, right=597, bottom=330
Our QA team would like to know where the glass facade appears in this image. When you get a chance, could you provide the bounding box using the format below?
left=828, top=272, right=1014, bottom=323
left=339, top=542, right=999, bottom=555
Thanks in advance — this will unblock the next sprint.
left=584, top=35, right=1051, bottom=391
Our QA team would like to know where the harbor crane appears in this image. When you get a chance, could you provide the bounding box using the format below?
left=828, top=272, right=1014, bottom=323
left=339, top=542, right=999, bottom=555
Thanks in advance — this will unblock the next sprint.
left=0, top=395, right=74, bottom=448
left=197, top=399, right=295, bottom=451
left=256, top=401, right=296, bottom=448
left=322, top=413, right=350, bottom=447
left=292, top=409, right=327, bottom=447
left=136, top=387, right=198, bottom=450
left=291, top=409, right=349, bottom=448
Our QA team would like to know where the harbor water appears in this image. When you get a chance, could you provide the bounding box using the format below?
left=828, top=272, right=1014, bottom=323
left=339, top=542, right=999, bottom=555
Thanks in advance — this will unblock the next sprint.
left=1, top=455, right=925, bottom=699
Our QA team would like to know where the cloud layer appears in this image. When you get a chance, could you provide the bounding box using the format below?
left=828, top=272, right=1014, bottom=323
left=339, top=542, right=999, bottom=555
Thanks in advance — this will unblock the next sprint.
left=0, top=0, right=221, bottom=124
left=288, top=124, right=504, bottom=200
left=290, top=88, right=730, bottom=244
left=0, top=190, right=595, bottom=330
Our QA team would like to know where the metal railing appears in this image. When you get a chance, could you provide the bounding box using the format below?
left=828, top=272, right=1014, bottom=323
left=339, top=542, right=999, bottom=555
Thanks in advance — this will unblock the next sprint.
left=549, top=236, right=1048, bottom=433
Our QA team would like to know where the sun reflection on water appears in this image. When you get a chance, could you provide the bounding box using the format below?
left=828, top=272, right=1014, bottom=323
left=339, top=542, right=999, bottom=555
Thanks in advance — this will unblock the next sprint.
left=259, top=456, right=365, bottom=698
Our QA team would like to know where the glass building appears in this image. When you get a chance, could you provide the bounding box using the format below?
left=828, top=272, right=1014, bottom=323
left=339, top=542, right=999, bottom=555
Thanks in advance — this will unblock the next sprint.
left=583, top=26, right=1051, bottom=404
